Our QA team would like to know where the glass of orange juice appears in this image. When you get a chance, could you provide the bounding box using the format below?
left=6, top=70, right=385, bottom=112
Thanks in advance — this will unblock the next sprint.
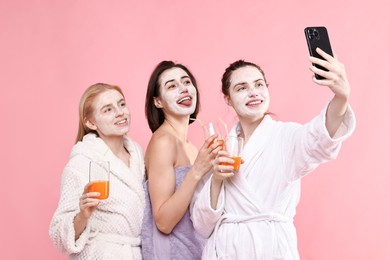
left=203, top=121, right=225, bottom=149
left=220, top=136, right=243, bottom=173
left=88, top=161, right=110, bottom=200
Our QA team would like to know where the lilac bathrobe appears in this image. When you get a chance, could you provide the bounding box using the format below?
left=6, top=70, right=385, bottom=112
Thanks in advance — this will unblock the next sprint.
left=191, top=105, right=356, bottom=259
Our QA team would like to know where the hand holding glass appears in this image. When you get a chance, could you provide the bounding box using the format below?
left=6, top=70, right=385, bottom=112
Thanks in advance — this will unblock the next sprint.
left=203, top=122, right=225, bottom=149
left=220, top=136, right=243, bottom=173
left=87, top=161, right=110, bottom=200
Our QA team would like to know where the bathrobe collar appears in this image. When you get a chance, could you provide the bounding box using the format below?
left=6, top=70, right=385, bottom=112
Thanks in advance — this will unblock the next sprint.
left=71, top=133, right=144, bottom=188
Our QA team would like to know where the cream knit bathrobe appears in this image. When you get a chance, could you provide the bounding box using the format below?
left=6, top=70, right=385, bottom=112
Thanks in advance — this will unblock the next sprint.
left=50, top=133, right=145, bottom=260
left=191, top=105, right=356, bottom=260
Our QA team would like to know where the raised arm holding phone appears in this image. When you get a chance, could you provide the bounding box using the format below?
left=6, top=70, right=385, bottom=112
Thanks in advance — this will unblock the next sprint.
left=191, top=27, right=356, bottom=259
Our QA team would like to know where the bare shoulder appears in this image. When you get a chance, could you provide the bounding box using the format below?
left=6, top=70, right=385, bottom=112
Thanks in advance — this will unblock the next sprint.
left=145, top=129, right=178, bottom=166
left=146, top=129, right=178, bottom=154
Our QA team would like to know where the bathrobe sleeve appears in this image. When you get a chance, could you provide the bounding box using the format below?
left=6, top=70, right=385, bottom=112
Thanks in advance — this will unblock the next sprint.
left=49, top=162, right=92, bottom=254
left=190, top=174, right=226, bottom=239
left=286, top=104, right=356, bottom=181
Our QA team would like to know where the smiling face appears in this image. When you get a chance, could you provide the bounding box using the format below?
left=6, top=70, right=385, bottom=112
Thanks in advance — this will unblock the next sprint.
left=154, top=67, right=197, bottom=117
left=86, top=89, right=130, bottom=139
left=226, top=66, right=270, bottom=121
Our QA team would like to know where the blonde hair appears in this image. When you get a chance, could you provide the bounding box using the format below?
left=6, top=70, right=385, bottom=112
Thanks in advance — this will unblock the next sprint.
left=75, top=83, right=125, bottom=143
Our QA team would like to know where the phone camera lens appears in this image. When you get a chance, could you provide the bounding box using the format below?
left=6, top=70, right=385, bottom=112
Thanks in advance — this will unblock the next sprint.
left=308, top=29, right=320, bottom=40
left=313, top=29, right=320, bottom=40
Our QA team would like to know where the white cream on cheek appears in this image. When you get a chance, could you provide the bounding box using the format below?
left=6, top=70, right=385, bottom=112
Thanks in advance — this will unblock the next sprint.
left=92, top=90, right=130, bottom=136
left=159, top=68, right=197, bottom=115
left=228, top=67, right=270, bottom=118
left=160, top=86, right=197, bottom=114
left=230, top=90, right=257, bottom=117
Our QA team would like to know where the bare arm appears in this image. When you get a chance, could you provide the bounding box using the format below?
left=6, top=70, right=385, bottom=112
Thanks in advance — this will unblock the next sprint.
left=146, top=134, right=220, bottom=234
left=309, top=48, right=350, bottom=137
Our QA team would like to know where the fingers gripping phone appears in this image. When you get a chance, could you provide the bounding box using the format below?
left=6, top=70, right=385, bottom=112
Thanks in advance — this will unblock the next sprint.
left=304, top=26, right=333, bottom=80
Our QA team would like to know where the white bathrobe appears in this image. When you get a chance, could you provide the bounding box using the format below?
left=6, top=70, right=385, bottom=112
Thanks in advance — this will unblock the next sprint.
left=49, top=133, right=145, bottom=260
left=191, top=105, right=356, bottom=260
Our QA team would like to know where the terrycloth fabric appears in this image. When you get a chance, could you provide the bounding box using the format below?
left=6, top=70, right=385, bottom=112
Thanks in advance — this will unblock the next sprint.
left=142, top=165, right=206, bottom=260
left=191, top=104, right=356, bottom=260
left=49, top=133, right=145, bottom=260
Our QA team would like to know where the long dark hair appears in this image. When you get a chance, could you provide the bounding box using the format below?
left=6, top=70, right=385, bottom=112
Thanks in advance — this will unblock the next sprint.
left=145, top=61, right=200, bottom=132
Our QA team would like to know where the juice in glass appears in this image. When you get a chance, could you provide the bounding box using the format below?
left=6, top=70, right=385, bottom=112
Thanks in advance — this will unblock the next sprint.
left=88, top=180, right=110, bottom=200
left=89, top=161, right=110, bottom=200
left=208, top=138, right=225, bottom=149
left=221, top=136, right=243, bottom=173
left=204, top=122, right=226, bottom=149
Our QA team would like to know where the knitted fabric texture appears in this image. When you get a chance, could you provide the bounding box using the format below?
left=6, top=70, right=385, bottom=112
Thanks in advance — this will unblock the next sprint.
left=49, top=133, right=145, bottom=260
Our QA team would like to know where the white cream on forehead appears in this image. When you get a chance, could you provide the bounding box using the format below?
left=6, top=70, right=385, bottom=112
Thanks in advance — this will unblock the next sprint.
left=158, top=67, right=197, bottom=115
left=92, top=89, right=130, bottom=137
left=228, top=66, right=270, bottom=119
left=93, top=89, right=124, bottom=111
left=229, top=66, right=265, bottom=87
left=160, top=67, right=190, bottom=86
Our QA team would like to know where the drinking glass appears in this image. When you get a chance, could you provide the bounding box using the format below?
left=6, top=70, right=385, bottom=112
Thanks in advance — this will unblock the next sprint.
left=220, top=136, right=243, bottom=173
left=202, top=121, right=226, bottom=149
left=87, top=161, right=110, bottom=200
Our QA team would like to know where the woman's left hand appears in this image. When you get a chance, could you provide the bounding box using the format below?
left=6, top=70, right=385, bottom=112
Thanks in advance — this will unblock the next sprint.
left=309, top=47, right=350, bottom=101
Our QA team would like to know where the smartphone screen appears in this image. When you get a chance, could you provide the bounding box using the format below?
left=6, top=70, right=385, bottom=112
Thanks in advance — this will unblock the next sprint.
left=304, top=26, right=333, bottom=80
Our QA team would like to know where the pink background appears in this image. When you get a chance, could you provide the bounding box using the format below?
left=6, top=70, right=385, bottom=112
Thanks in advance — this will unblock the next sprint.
left=1, top=1, right=389, bottom=259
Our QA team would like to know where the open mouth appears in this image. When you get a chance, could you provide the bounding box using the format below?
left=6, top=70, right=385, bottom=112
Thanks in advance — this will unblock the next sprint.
left=115, top=119, right=127, bottom=125
left=246, top=99, right=263, bottom=106
left=177, top=96, right=192, bottom=105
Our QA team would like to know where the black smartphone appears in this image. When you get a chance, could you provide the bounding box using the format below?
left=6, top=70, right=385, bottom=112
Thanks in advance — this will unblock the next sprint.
left=304, top=26, right=333, bottom=80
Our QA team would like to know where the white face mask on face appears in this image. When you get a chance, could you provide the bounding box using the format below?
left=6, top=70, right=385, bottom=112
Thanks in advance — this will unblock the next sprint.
left=87, top=89, right=131, bottom=138
left=227, top=66, right=270, bottom=120
left=155, top=67, right=197, bottom=116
